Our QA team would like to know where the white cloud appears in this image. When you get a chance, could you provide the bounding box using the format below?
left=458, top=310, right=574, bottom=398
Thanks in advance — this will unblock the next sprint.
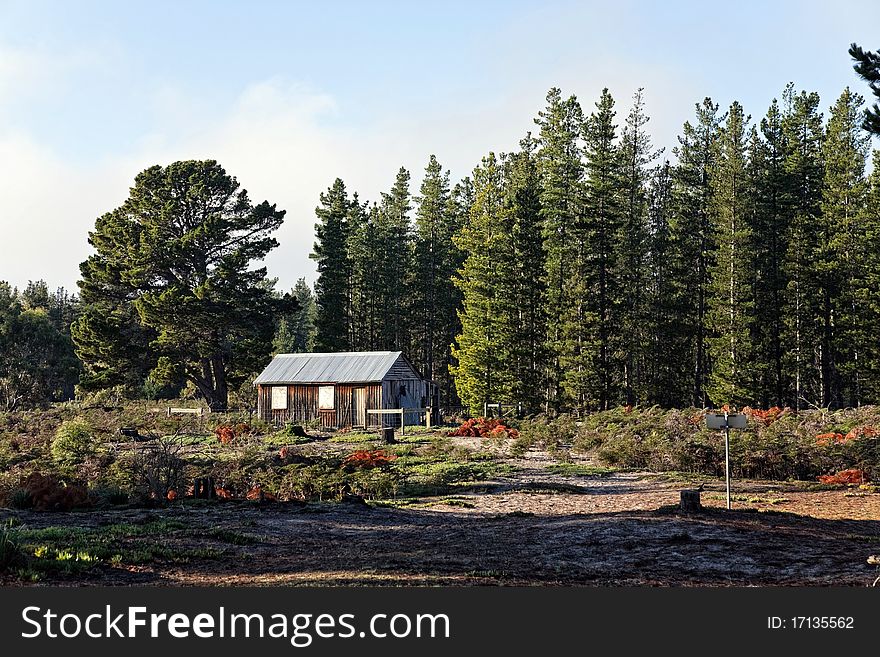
left=0, top=130, right=132, bottom=292
left=0, top=70, right=701, bottom=295
left=2, top=78, right=365, bottom=293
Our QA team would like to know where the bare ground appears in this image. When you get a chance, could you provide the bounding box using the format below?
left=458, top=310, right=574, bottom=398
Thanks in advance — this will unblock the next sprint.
left=5, top=450, right=880, bottom=587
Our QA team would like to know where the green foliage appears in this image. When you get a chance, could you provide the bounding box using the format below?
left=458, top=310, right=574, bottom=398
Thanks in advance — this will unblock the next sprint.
left=670, top=98, right=722, bottom=407
left=7, top=488, right=33, bottom=509
left=819, top=88, right=870, bottom=408
left=0, top=282, right=80, bottom=410
left=781, top=85, right=824, bottom=410
left=273, top=278, right=317, bottom=354
left=73, top=160, right=286, bottom=411
left=411, top=155, right=463, bottom=406
left=10, top=520, right=223, bottom=580
left=535, top=88, right=584, bottom=410
left=542, top=405, right=880, bottom=481
left=0, top=520, right=24, bottom=572
left=849, top=43, right=880, bottom=135
left=450, top=153, right=517, bottom=413
left=374, top=168, right=415, bottom=350
left=512, top=414, right=578, bottom=456
left=51, top=418, right=98, bottom=465
left=571, top=88, right=625, bottom=411
left=706, top=101, right=757, bottom=406
left=749, top=98, right=791, bottom=407
left=619, top=89, right=662, bottom=406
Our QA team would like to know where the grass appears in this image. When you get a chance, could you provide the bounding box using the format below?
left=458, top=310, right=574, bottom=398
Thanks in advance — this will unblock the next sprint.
left=11, top=518, right=227, bottom=580
left=0, top=519, right=24, bottom=572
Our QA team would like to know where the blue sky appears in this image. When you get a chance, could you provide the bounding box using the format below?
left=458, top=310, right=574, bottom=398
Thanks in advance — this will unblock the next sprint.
left=1, top=0, right=877, bottom=292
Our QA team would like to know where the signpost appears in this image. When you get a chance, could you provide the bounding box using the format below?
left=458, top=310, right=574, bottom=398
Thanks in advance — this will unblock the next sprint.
left=705, top=411, right=747, bottom=510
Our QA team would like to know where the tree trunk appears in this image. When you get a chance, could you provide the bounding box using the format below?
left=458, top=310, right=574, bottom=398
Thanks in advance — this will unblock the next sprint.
left=191, top=356, right=229, bottom=412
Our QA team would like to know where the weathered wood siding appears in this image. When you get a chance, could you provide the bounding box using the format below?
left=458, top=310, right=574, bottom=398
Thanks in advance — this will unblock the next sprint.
left=386, top=354, right=421, bottom=379
left=381, top=377, right=426, bottom=426
left=257, top=383, right=381, bottom=428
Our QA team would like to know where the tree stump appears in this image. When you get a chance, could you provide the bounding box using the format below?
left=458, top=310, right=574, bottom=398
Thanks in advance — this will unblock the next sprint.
left=680, top=488, right=702, bottom=513
left=288, top=424, right=308, bottom=438
left=193, top=476, right=216, bottom=499
left=381, top=427, right=396, bottom=444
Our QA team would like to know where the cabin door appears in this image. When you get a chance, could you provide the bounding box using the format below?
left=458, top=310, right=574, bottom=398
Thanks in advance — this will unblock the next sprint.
left=353, top=387, right=366, bottom=427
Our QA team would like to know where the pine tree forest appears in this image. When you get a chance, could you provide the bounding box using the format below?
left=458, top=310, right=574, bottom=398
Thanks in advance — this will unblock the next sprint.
left=311, top=83, right=880, bottom=415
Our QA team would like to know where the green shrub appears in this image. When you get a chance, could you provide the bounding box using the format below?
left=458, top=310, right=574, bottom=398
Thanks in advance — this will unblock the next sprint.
left=51, top=418, right=99, bottom=465
left=7, top=488, right=33, bottom=509
left=90, top=485, right=129, bottom=506
left=0, top=520, right=24, bottom=572
left=279, top=458, right=347, bottom=501
left=553, top=405, right=880, bottom=482
left=513, top=415, right=577, bottom=456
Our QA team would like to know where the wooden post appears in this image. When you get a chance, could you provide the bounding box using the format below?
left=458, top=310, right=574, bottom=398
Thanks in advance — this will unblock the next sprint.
left=680, top=489, right=702, bottom=513
left=382, top=427, right=396, bottom=444
left=425, top=406, right=431, bottom=429
left=400, top=408, right=405, bottom=435
left=193, top=476, right=217, bottom=500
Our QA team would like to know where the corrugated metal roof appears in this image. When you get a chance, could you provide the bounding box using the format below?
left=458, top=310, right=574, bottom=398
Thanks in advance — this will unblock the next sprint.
left=254, top=351, right=406, bottom=384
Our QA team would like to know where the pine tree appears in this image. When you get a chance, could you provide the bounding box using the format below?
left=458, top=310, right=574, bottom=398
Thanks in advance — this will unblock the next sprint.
left=706, top=102, right=757, bottom=406
left=575, top=88, right=625, bottom=411
left=502, top=136, right=546, bottom=412
left=311, top=178, right=354, bottom=352
left=749, top=98, right=792, bottom=407
left=346, top=196, right=378, bottom=351
left=535, top=88, right=585, bottom=410
left=644, top=161, right=686, bottom=405
left=619, top=88, right=661, bottom=405
left=412, top=155, right=455, bottom=386
left=821, top=88, right=870, bottom=407
left=849, top=43, right=880, bottom=135
left=669, top=98, right=722, bottom=407
left=440, top=178, right=472, bottom=406
left=781, top=86, right=824, bottom=409
left=375, top=167, right=414, bottom=351
left=859, top=152, right=880, bottom=402
left=273, top=278, right=317, bottom=354
left=450, top=154, right=516, bottom=413
left=74, top=160, right=286, bottom=410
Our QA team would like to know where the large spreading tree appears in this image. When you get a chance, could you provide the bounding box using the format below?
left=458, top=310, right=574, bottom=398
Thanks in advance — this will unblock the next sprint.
left=849, top=43, right=880, bottom=136
left=72, top=160, right=288, bottom=411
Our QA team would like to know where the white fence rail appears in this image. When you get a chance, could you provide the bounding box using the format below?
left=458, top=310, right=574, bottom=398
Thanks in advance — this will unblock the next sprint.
left=366, top=407, right=433, bottom=434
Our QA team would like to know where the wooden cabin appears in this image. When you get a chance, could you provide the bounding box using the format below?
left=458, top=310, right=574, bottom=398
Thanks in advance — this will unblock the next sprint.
left=254, top=351, right=432, bottom=428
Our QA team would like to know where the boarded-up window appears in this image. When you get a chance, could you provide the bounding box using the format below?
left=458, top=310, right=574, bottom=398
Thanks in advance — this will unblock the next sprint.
left=271, top=386, right=288, bottom=410
left=318, top=385, right=334, bottom=410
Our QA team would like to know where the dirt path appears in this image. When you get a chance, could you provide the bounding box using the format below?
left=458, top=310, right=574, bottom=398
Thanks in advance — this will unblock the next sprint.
left=6, top=465, right=880, bottom=587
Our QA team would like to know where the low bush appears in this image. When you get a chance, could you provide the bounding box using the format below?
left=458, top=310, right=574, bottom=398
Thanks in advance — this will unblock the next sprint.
left=19, top=473, right=89, bottom=511
left=448, top=417, right=519, bottom=439
left=516, top=405, right=880, bottom=482
left=51, top=418, right=99, bottom=465
left=125, top=436, right=188, bottom=502
left=0, top=520, right=24, bottom=572
left=512, top=414, right=577, bottom=456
